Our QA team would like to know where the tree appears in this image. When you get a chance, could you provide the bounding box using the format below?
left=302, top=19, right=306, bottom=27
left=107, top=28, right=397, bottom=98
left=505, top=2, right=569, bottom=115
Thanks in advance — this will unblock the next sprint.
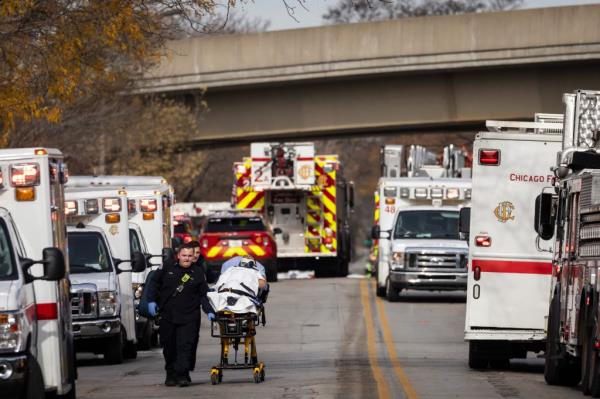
left=0, top=0, right=227, bottom=145
left=323, top=0, right=522, bottom=24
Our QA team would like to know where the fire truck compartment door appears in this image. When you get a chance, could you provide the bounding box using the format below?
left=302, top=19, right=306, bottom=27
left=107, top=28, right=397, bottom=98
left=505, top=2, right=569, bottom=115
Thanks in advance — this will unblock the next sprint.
left=271, top=194, right=305, bottom=255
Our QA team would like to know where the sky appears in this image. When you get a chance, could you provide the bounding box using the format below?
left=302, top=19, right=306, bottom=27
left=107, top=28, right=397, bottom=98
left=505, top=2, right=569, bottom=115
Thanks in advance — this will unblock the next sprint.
left=233, top=0, right=600, bottom=31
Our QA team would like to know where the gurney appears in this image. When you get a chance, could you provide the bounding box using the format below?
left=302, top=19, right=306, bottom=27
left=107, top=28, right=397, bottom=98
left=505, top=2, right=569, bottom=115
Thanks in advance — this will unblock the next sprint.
left=207, top=266, right=268, bottom=384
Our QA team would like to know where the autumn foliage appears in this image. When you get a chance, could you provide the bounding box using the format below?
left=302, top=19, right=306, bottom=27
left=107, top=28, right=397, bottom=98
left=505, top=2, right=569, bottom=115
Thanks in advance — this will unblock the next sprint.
left=0, top=0, right=225, bottom=145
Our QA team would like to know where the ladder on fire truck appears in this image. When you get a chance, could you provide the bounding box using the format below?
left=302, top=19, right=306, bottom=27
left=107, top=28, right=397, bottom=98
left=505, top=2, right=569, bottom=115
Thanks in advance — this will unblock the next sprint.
left=486, top=114, right=564, bottom=134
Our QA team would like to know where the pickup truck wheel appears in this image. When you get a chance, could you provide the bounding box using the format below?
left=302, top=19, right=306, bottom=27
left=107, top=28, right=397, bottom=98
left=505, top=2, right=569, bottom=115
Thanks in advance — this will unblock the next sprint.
left=376, top=285, right=386, bottom=297
left=23, top=354, right=44, bottom=399
left=385, top=278, right=400, bottom=302
left=104, top=333, right=124, bottom=365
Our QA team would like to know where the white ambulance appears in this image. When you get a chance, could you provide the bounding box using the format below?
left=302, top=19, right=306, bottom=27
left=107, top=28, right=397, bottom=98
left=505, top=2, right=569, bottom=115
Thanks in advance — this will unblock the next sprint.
left=461, top=115, right=563, bottom=369
left=68, top=176, right=174, bottom=349
left=65, top=182, right=146, bottom=363
left=0, top=148, right=76, bottom=397
left=373, top=145, right=471, bottom=301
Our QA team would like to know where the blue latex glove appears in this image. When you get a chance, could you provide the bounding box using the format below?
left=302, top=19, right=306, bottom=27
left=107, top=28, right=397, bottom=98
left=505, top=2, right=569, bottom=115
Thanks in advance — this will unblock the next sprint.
left=148, top=302, right=158, bottom=317
left=207, top=312, right=216, bottom=321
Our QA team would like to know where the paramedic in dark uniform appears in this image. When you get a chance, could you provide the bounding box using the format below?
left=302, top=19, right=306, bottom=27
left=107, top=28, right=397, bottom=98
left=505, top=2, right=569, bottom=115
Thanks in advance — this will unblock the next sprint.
left=146, top=242, right=215, bottom=387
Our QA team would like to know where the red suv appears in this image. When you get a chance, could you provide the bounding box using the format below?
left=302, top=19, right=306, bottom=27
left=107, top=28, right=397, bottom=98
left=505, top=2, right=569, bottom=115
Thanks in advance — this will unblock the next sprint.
left=199, top=212, right=278, bottom=282
left=174, top=215, right=194, bottom=244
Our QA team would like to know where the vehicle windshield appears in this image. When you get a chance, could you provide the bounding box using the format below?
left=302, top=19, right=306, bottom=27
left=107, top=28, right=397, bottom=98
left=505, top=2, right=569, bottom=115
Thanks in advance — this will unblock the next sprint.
left=0, top=220, right=16, bottom=280
left=174, top=223, right=189, bottom=234
left=393, top=210, right=459, bottom=239
left=204, top=217, right=265, bottom=233
left=68, top=232, right=113, bottom=273
left=129, top=229, right=142, bottom=254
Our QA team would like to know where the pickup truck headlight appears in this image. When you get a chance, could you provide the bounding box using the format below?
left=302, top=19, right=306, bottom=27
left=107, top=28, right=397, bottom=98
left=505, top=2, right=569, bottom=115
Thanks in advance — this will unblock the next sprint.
left=0, top=312, right=25, bottom=353
left=391, top=251, right=405, bottom=270
left=98, top=291, right=119, bottom=317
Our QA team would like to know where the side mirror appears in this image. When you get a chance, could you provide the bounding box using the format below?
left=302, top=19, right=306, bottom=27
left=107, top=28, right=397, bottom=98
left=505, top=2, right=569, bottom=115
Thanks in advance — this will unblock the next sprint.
left=131, top=252, right=147, bottom=273
left=21, top=247, right=66, bottom=282
left=535, top=193, right=556, bottom=240
left=273, top=227, right=282, bottom=235
left=171, top=236, right=183, bottom=250
left=459, top=207, right=471, bottom=240
left=371, top=225, right=380, bottom=240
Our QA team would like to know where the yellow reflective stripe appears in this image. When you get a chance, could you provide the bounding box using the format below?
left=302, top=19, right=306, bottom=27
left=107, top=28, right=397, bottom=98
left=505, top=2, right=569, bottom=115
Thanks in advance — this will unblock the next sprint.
left=255, top=195, right=265, bottom=210
left=248, top=245, right=266, bottom=256
left=238, top=192, right=257, bottom=209
left=206, top=247, right=221, bottom=258
left=223, top=247, right=248, bottom=257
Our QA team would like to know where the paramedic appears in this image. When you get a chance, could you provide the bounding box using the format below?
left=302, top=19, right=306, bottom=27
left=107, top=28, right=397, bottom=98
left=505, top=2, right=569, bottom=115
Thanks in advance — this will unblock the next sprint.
left=145, top=242, right=215, bottom=387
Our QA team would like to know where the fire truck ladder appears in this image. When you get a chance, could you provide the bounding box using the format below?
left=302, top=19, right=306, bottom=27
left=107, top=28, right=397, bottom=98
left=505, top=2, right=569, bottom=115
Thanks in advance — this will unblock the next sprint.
left=486, top=115, right=564, bottom=135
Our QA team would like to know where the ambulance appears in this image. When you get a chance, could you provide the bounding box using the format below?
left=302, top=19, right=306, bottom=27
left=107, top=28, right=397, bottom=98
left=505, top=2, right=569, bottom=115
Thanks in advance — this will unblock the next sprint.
left=67, top=175, right=174, bottom=349
left=373, top=145, right=471, bottom=301
left=65, top=180, right=147, bottom=363
left=232, top=142, right=354, bottom=277
left=535, top=90, right=600, bottom=396
left=0, top=148, right=76, bottom=397
left=462, top=115, right=563, bottom=369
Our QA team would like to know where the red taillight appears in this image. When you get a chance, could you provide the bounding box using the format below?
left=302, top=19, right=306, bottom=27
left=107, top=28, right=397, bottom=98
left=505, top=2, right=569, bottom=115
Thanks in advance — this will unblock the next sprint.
left=140, top=199, right=157, bottom=212
left=474, top=266, right=481, bottom=281
left=475, top=235, right=491, bottom=247
left=11, top=163, right=40, bottom=187
left=201, top=239, right=208, bottom=248
left=324, top=237, right=333, bottom=245
left=479, top=149, right=499, bottom=165
left=183, top=233, right=192, bottom=243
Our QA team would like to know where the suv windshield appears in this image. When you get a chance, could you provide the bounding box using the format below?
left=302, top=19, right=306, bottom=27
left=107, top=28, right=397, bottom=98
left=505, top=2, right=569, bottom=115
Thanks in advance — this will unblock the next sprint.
left=0, top=220, right=16, bottom=280
left=68, top=232, right=113, bottom=273
left=204, top=217, right=265, bottom=233
left=393, top=210, right=459, bottom=239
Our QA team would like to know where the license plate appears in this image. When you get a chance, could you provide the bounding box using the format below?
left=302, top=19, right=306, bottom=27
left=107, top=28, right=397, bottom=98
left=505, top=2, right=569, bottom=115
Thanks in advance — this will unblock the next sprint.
left=229, top=239, right=242, bottom=247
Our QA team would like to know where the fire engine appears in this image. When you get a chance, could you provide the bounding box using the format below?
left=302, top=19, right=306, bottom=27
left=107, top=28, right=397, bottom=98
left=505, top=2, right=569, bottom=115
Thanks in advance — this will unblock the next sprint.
left=0, top=148, right=76, bottom=397
left=65, top=179, right=147, bottom=363
left=535, top=90, right=600, bottom=396
left=461, top=114, right=563, bottom=369
left=373, top=145, right=471, bottom=301
left=232, top=142, right=354, bottom=277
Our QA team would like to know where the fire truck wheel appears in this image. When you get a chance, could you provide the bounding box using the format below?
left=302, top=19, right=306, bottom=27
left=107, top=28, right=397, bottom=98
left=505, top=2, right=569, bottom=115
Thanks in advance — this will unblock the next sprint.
left=336, top=260, right=349, bottom=278
left=104, top=333, right=124, bottom=365
left=385, top=278, right=401, bottom=302
left=545, top=287, right=580, bottom=386
left=123, top=339, right=138, bottom=360
left=376, top=285, right=386, bottom=297
left=23, top=354, right=44, bottom=399
left=266, top=263, right=278, bottom=283
left=468, top=341, right=488, bottom=370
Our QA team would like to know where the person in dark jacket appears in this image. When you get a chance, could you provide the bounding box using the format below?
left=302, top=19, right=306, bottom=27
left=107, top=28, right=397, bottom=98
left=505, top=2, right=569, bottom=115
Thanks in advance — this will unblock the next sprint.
left=145, top=242, right=215, bottom=387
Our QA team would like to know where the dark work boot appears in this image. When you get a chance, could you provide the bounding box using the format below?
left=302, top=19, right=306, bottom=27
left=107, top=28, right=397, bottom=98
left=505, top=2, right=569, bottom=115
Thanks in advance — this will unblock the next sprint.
left=177, top=373, right=190, bottom=387
left=165, top=372, right=177, bottom=387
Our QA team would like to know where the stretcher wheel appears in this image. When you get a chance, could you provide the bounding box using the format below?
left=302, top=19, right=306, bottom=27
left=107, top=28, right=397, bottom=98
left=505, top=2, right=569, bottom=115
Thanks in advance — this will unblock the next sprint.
left=210, top=368, right=220, bottom=385
left=260, top=368, right=265, bottom=382
left=253, top=367, right=261, bottom=384
left=218, top=370, right=223, bottom=383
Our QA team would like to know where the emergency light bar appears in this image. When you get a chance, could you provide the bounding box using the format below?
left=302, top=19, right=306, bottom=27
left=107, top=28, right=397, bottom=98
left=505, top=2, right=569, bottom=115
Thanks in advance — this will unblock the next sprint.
left=85, top=199, right=99, bottom=215
left=65, top=201, right=78, bottom=216
left=140, top=199, right=157, bottom=212
left=103, top=198, right=121, bottom=212
left=11, top=163, right=40, bottom=187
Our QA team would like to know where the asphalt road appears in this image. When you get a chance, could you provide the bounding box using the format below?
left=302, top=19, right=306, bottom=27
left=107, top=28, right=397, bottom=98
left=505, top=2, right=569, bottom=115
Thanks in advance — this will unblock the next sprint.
left=76, top=267, right=584, bottom=399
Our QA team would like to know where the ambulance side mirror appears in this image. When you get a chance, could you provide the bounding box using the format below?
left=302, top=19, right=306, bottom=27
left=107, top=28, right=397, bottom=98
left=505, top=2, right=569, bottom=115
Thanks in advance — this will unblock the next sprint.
left=113, top=252, right=147, bottom=274
left=371, top=225, right=380, bottom=240
left=459, top=207, right=471, bottom=240
left=535, top=193, right=556, bottom=240
left=162, top=247, right=175, bottom=265
left=273, top=227, right=282, bottom=235
left=21, top=247, right=66, bottom=282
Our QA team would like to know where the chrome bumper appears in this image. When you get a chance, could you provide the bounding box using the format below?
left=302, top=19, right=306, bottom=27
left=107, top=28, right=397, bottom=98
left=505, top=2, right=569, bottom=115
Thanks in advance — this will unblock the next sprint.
left=389, top=270, right=467, bottom=290
left=73, top=318, right=121, bottom=339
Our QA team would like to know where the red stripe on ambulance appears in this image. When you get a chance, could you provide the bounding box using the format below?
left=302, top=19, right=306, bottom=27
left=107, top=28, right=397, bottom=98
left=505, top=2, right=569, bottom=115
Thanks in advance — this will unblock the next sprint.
left=471, top=259, right=552, bottom=275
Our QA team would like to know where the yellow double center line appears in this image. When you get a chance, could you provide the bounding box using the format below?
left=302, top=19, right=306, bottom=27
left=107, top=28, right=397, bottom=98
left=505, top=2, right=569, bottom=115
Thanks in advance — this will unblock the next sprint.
left=360, top=279, right=419, bottom=399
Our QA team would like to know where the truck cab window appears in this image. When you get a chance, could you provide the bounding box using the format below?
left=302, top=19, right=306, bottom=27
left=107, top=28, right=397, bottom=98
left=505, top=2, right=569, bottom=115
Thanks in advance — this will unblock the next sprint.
left=68, top=232, right=113, bottom=273
left=130, top=230, right=142, bottom=254
left=394, top=210, right=459, bottom=240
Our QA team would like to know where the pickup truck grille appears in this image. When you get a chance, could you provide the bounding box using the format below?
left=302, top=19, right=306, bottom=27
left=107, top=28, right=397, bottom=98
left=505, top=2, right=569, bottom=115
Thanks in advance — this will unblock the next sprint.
left=407, top=252, right=467, bottom=269
left=71, top=291, right=97, bottom=320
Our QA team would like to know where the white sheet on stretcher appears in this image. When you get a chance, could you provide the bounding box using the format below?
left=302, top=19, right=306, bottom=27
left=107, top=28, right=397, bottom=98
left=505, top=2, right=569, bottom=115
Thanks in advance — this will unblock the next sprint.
left=207, top=266, right=262, bottom=314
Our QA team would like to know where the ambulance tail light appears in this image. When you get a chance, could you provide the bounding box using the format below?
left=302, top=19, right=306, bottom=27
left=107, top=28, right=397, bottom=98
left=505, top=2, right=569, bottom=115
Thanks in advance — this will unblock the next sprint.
left=34, top=149, right=47, bottom=156
left=385, top=197, right=395, bottom=205
left=0, top=170, right=4, bottom=189
left=15, top=188, right=35, bottom=201
left=103, top=198, right=121, bottom=212
left=64, top=200, right=78, bottom=216
left=475, top=235, right=491, bottom=247
left=105, top=213, right=120, bottom=224
left=479, top=149, right=500, bottom=165
left=143, top=212, right=154, bottom=220
left=85, top=199, right=99, bottom=215
left=10, top=163, right=40, bottom=187
left=446, top=188, right=460, bottom=200
left=140, top=199, right=157, bottom=212
left=415, top=188, right=428, bottom=199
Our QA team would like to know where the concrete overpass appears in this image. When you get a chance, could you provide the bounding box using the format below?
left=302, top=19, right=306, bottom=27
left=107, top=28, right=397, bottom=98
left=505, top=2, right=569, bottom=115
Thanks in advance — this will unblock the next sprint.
left=137, top=4, right=600, bottom=144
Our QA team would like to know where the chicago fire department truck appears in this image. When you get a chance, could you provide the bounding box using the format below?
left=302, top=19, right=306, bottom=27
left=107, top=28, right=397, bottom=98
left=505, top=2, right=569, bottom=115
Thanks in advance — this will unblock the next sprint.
left=461, top=114, right=563, bottom=369
left=0, top=148, right=76, bottom=397
left=535, top=90, right=600, bottom=396
left=373, top=145, right=471, bottom=301
left=232, top=143, right=354, bottom=277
